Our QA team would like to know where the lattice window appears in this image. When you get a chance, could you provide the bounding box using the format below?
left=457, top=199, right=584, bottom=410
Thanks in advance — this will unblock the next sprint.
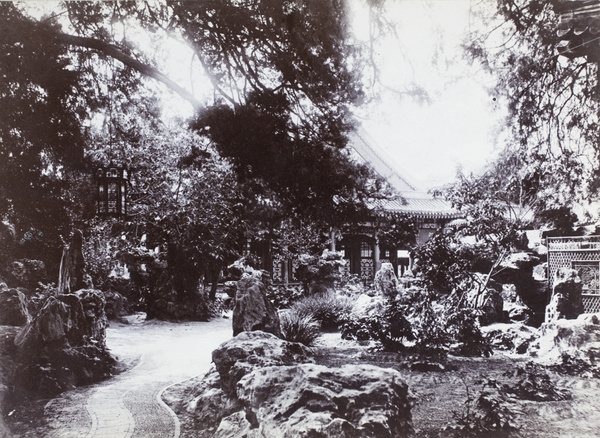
left=272, top=260, right=282, bottom=283
left=360, top=241, right=372, bottom=258
left=548, top=236, right=600, bottom=314
left=582, top=296, right=600, bottom=313
left=572, top=260, right=600, bottom=295
left=361, top=258, right=373, bottom=280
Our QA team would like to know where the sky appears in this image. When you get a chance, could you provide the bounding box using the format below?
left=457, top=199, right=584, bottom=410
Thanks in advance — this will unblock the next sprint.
left=24, top=0, right=505, bottom=191
left=349, top=0, right=505, bottom=190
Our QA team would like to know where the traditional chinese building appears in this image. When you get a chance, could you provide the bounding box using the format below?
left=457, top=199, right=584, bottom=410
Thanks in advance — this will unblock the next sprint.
left=334, top=131, right=462, bottom=281
left=554, top=0, right=600, bottom=61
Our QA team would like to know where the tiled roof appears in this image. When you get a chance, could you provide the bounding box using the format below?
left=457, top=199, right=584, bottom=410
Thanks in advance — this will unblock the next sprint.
left=555, top=0, right=600, bottom=60
left=372, top=192, right=462, bottom=220
left=349, top=128, right=462, bottom=220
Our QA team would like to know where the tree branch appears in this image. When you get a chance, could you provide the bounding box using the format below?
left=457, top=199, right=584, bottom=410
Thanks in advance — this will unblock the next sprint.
left=48, top=30, right=204, bottom=111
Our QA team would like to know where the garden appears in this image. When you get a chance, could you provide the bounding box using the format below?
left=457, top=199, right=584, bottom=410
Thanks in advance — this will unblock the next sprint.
left=1, top=0, right=600, bottom=436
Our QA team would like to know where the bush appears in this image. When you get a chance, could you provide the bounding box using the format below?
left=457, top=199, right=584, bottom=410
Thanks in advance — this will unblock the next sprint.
left=341, top=299, right=414, bottom=351
left=265, top=284, right=304, bottom=309
left=342, top=290, right=492, bottom=360
left=446, top=379, right=513, bottom=437
left=295, top=250, right=346, bottom=294
left=290, top=291, right=352, bottom=331
left=280, top=311, right=321, bottom=346
left=446, top=307, right=493, bottom=358
left=409, top=294, right=451, bottom=362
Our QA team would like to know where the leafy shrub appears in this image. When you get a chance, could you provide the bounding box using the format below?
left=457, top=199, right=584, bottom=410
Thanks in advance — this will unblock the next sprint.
left=446, top=379, right=513, bottom=437
left=280, top=311, right=321, bottom=346
left=341, top=299, right=414, bottom=351
left=290, top=291, right=352, bottom=331
left=342, top=290, right=492, bottom=361
left=265, top=284, right=304, bottom=309
left=446, top=307, right=493, bottom=358
left=295, top=250, right=346, bottom=294
left=409, top=294, right=450, bottom=362
left=502, top=363, right=571, bottom=401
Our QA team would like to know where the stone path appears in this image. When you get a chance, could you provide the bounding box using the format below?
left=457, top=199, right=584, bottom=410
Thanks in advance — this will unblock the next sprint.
left=41, top=314, right=233, bottom=438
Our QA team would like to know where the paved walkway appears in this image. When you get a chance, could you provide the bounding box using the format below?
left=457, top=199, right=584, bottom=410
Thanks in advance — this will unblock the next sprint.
left=42, top=314, right=232, bottom=438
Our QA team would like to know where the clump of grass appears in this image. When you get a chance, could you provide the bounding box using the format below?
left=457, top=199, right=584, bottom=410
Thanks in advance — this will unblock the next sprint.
left=291, top=291, right=353, bottom=331
left=280, top=311, right=321, bottom=346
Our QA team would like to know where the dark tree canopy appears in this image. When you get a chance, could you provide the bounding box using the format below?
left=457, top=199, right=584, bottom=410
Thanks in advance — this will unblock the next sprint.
left=465, top=0, right=600, bottom=218
left=0, top=0, right=389, bottom=287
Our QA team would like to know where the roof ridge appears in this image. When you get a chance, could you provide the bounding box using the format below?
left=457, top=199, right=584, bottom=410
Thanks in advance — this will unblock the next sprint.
left=350, top=130, right=417, bottom=192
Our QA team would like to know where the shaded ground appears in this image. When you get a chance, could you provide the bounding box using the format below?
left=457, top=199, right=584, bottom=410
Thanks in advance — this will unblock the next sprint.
left=310, top=333, right=600, bottom=438
left=4, top=314, right=232, bottom=437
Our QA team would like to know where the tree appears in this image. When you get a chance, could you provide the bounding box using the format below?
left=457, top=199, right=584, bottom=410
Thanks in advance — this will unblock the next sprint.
left=0, top=3, right=90, bottom=275
left=1, top=1, right=399, bottom=321
left=465, top=0, right=600, bottom=219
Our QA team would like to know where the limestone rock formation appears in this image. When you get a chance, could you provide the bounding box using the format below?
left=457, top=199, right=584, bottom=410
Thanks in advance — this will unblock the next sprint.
left=529, top=313, right=600, bottom=373
left=545, top=268, right=584, bottom=323
left=0, top=287, right=30, bottom=326
left=233, top=271, right=281, bottom=337
left=212, top=331, right=313, bottom=396
left=482, top=323, right=539, bottom=354
left=373, top=262, right=399, bottom=299
left=57, top=229, right=86, bottom=294
left=227, top=363, right=412, bottom=438
left=185, top=330, right=413, bottom=438
left=13, top=289, right=114, bottom=395
left=501, top=284, right=532, bottom=323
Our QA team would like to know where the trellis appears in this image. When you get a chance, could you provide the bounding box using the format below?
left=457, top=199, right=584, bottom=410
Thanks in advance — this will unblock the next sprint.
left=547, top=235, right=600, bottom=313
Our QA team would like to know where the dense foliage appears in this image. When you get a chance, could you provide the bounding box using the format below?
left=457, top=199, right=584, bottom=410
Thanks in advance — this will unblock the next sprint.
left=465, top=0, right=600, bottom=220
left=0, top=1, right=386, bottom=313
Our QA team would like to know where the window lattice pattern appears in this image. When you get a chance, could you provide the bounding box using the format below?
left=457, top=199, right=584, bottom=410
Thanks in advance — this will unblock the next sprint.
left=548, top=236, right=600, bottom=314
left=548, top=251, right=599, bottom=287
left=582, top=296, right=600, bottom=314
left=341, top=262, right=351, bottom=279
left=361, top=258, right=373, bottom=280
left=572, top=260, right=600, bottom=295
left=272, top=260, right=282, bottom=283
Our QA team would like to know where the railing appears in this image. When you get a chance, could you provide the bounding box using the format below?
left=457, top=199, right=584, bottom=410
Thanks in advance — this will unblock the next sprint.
left=547, top=235, right=600, bottom=251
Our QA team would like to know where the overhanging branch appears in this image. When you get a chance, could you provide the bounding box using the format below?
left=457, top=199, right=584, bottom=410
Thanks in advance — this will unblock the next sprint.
left=50, top=31, right=204, bottom=111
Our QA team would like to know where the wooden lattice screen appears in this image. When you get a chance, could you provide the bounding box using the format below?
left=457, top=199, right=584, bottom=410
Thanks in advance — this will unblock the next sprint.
left=547, top=236, right=600, bottom=313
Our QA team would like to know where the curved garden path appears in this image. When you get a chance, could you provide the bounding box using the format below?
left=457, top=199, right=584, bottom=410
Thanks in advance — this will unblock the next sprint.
left=39, top=314, right=232, bottom=438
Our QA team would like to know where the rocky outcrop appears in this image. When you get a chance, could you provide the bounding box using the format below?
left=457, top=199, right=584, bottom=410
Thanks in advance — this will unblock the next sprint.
left=184, top=331, right=413, bottom=438
left=233, top=271, right=281, bottom=337
left=528, top=313, right=600, bottom=374
left=0, top=286, right=30, bottom=326
left=501, top=284, right=532, bottom=323
left=373, top=263, right=399, bottom=299
left=212, top=331, right=313, bottom=396
left=13, top=289, right=114, bottom=396
left=494, top=252, right=547, bottom=325
left=225, top=364, right=412, bottom=438
left=482, top=323, right=539, bottom=354
left=58, top=229, right=86, bottom=294
left=545, top=268, right=584, bottom=323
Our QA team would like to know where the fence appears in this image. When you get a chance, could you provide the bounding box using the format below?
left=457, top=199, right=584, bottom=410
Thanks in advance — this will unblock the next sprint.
left=547, top=235, right=600, bottom=313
